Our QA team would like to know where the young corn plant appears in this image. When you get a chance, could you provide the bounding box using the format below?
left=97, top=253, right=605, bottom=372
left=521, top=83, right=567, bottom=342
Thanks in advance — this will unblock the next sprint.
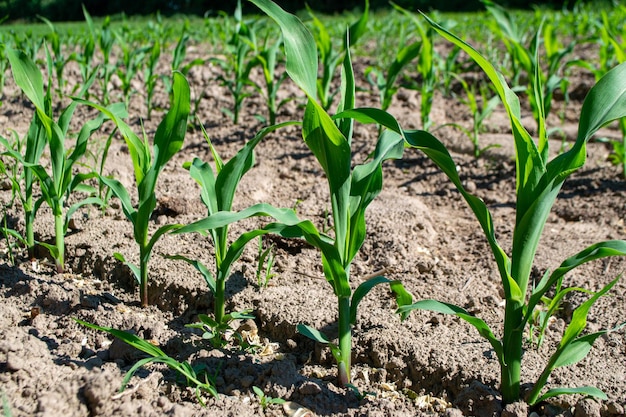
left=75, top=72, right=190, bottom=307
left=255, top=236, right=277, bottom=288
left=77, top=5, right=97, bottom=96
left=145, top=40, right=162, bottom=120
left=249, top=33, right=291, bottom=125
left=171, top=119, right=297, bottom=346
left=38, top=16, right=72, bottom=99
left=249, top=0, right=413, bottom=387
left=365, top=38, right=421, bottom=112
left=0, top=117, right=44, bottom=260
left=0, top=155, right=27, bottom=266
left=213, top=0, right=256, bottom=124
left=252, top=386, right=285, bottom=410
left=114, top=33, right=147, bottom=108
left=3, top=49, right=116, bottom=272
left=75, top=319, right=218, bottom=403
left=397, top=15, right=626, bottom=405
left=483, top=1, right=573, bottom=137
left=446, top=74, right=500, bottom=157
left=97, top=16, right=115, bottom=105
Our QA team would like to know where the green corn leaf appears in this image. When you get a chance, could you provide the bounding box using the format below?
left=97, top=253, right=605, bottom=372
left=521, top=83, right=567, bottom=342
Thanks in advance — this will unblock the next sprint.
left=347, top=129, right=404, bottom=263
left=197, top=118, right=224, bottom=173
left=75, top=319, right=167, bottom=358
left=113, top=252, right=140, bottom=283
left=76, top=319, right=217, bottom=398
left=559, top=275, right=620, bottom=349
left=534, top=386, right=607, bottom=405
left=140, top=71, right=190, bottom=200
left=189, top=158, right=219, bottom=214
left=100, top=176, right=137, bottom=223
left=547, top=61, right=626, bottom=185
left=166, top=255, right=216, bottom=294
left=37, top=240, right=58, bottom=260
left=553, top=331, right=606, bottom=369
left=347, top=0, right=369, bottom=48
left=7, top=49, right=50, bottom=128
left=176, top=203, right=300, bottom=235
left=398, top=299, right=504, bottom=365
left=74, top=98, right=149, bottom=184
left=249, top=0, right=317, bottom=100
left=402, top=129, right=518, bottom=301
left=217, top=121, right=296, bottom=212
left=175, top=203, right=344, bottom=294
left=145, top=224, right=183, bottom=263
left=302, top=100, right=351, bottom=263
left=350, top=276, right=413, bottom=324
left=337, top=33, right=355, bottom=141
left=27, top=164, right=59, bottom=208
left=335, top=107, right=403, bottom=134
left=121, top=356, right=163, bottom=391
left=526, top=241, right=626, bottom=325
left=578, top=63, right=626, bottom=143
left=297, top=323, right=331, bottom=344
left=421, top=13, right=544, bottom=197
left=297, top=323, right=342, bottom=364
left=64, top=196, right=103, bottom=234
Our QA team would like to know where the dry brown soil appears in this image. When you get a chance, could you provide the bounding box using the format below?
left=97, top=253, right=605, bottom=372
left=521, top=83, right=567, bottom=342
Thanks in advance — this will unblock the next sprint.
left=0, top=46, right=625, bottom=417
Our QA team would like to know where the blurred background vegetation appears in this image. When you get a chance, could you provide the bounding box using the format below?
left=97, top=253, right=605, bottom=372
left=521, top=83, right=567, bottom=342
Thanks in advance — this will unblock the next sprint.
left=0, top=0, right=608, bottom=22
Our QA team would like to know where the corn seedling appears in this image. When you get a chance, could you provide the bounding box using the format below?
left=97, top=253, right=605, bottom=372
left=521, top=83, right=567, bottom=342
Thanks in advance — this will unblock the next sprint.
left=76, top=72, right=190, bottom=307
left=397, top=15, right=626, bottom=405
left=171, top=118, right=296, bottom=343
left=252, top=386, right=285, bottom=410
left=213, top=0, right=256, bottom=124
left=3, top=49, right=116, bottom=272
left=0, top=147, right=28, bottom=265
left=393, top=4, right=437, bottom=131
left=75, top=319, right=218, bottom=404
left=255, top=235, right=276, bottom=288
left=249, top=33, right=291, bottom=125
left=114, top=33, right=147, bottom=108
left=249, top=0, right=413, bottom=386
left=145, top=40, right=162, bottom=119
left=38, top=16, right=72, bottom=99
left=97, top=16, right=115, bottom=105
left=365, top=37, right=421, bottom=112
left=76, top=5, right=97, bottom=94
left=484, top=1, right=572, bottom=138
left=446, top=73, right=500, bottom=157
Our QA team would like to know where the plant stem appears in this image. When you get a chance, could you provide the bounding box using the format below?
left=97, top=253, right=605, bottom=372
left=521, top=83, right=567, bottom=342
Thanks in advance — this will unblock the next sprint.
left=54, top=212, right=64, bottom=273
left=619, top=117, right=626, bottom=178
left=526, top=356, right=556, bottom=405
left=337, top=295, right=352, bottom=386
left=501, top=300, right=523, bottom=404
left=24, top=172, right=35, bottom=258
left=215, top=272, right=226, bottom=325
left=140, top=245, right=149, bottom=307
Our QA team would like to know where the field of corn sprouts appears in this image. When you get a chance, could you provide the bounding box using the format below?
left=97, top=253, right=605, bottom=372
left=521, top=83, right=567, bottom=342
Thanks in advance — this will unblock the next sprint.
left=0, top=1, right=625, bottom=416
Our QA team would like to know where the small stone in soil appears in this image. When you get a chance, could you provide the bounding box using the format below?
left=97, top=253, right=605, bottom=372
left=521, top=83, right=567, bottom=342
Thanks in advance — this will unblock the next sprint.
left=575, top=398, right=602, bottom=417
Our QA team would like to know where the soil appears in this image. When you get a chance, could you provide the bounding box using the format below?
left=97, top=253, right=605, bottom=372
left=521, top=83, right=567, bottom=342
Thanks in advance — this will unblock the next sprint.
left=0, top=41, right=625, bottom=417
